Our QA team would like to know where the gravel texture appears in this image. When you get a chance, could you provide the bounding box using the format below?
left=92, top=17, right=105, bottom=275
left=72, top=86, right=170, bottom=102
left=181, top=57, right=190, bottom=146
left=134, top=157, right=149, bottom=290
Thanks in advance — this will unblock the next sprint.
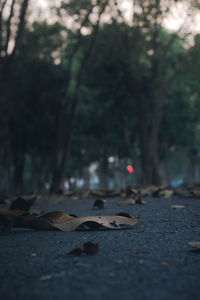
left=0, top=195, right=200, bottom=300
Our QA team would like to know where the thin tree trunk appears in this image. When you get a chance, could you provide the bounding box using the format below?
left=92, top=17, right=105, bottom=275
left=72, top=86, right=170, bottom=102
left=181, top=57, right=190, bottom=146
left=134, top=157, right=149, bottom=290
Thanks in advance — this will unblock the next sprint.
left=98, top=156, right=108, bottom=190
left=51, top=1, right=108, bottom=193
left=13, top=151, right=25, bottom=195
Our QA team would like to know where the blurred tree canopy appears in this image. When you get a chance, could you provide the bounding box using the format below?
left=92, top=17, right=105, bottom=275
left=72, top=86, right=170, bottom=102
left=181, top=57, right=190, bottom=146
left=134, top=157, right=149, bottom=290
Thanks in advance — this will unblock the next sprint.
left=0, top=0, right=200, bottom=195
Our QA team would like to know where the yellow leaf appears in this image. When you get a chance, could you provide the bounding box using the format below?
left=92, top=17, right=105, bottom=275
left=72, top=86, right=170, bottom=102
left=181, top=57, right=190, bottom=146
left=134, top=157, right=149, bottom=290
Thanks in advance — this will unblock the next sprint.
left=0, top=209, right=26, bottom=216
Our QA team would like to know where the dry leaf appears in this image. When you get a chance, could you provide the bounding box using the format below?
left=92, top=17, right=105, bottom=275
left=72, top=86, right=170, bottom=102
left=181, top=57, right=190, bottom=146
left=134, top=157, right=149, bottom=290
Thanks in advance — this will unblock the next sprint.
left=43, top=211, right=75, bottom=223
left=50, top=215, right=140, bottom=232
left=117, top=199, right=136, bottom=206
left=125, top=186, right=139, bottom=198
left=188, top=242, right=200, bottom=249
left=68, top=241, right=99, bottom=256
left=139, top=186, right=159, bottom=197
left=159, top=190, right=174, bottom=198
left=3, top=210, right=139, bottom=232
left=93, top=199, right=106, bottom=209
left=135, top=198, right=146, bottom=205
left=0, top=209, right=27, bottom=216
left=117, top=197, right=145, bottom=206
left=14, top=215, right=53, bottom=230
left=169, top=205, right=185, bottom=210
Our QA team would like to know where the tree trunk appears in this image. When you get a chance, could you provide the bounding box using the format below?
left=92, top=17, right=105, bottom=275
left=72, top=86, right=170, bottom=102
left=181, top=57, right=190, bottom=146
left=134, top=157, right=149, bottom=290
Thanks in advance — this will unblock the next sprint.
left=98, top=156, right=108, bottom=189
left=50, top=1, right=108, bottom=193
left=13, top=152, right=25, bottom=195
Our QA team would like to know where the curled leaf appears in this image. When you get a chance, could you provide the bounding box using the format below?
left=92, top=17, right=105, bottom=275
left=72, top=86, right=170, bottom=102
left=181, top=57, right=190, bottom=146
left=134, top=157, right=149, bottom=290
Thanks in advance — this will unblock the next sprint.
left=51, top=215, right=140, bottom=232
left=117, top=197, right=145, bottom=206
left=125, top=186, right=138, bottom=198
left=93, top=199, right=106, bottom=209
left=0, top=209, right=27, bottom=216
left=159, top=190, right=174, bottom=198
left=169, top=205, right=185, bottom=210
left=117, top=199, right=136, bottom=206
left=43, top=211, right=75, bottom=223
left=188, top=242, right=200, bottom=249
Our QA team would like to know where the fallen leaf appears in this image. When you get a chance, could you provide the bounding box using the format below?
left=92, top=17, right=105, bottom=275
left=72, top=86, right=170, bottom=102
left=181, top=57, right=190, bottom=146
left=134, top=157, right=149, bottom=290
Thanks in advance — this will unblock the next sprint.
left=43, top=211, right=75, bottom=223
left=125, top=186, right=139, bottom=198
left=93, top=199, right=106, bottom=209
left=0, top=209, right=27, bottom=216
left=117, top=197, right=146, bottom=206
left=3, top=210, right=139, bottom=232
left=117, top=199, right=136, bottom=206
left=135, top=198, right=146, bottom=205
left=50, top=215, right=140, bottom=232
left=14, top=211, right=75, bottom=231
left=68, top=241, right=99, bottom=256
left=139, top=186, right=159, bottom=197
left=188, top=242, right=200, bottom=249
left=169, top=205, right=185, bottom=210
left=159, top=189, right=174, bottom=198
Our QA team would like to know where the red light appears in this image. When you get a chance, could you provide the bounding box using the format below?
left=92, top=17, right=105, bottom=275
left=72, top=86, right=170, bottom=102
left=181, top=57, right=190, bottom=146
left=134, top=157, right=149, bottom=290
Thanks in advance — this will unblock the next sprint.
left=126, top=165, right=134, bottom=173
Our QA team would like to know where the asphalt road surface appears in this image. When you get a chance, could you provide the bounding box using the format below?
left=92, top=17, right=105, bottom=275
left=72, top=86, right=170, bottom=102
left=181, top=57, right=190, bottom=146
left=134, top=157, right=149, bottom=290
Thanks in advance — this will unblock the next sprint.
left=0, top=195, right=200, bottom=300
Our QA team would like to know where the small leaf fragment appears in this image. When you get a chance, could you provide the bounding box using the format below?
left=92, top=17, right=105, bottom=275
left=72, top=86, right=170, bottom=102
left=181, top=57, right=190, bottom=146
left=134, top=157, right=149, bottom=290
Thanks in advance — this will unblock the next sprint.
left=93, top=199, right=106, bottom=209
left=68, top=241, right=99, bottom=256
left=188, top=242, right=200, bottom=249
left=169, top=205, right=185, bottom=210
left=43, top=211, right=75, bottom=223
left=117, top=197, right=145, bottom=206
left=0, top=209, right=27, bottom=216
left=159, top=190, right=174, bottom=198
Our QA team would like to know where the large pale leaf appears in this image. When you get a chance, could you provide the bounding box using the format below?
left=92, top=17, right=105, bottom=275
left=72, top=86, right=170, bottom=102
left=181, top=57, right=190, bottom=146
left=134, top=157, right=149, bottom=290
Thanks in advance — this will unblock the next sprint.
left=50, top=215, right=140, bottom=232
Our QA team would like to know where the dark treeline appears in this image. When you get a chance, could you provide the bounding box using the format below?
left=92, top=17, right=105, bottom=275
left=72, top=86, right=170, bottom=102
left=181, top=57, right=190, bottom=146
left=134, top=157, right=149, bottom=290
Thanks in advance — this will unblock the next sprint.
left=0, top=0, right=200, bottom=196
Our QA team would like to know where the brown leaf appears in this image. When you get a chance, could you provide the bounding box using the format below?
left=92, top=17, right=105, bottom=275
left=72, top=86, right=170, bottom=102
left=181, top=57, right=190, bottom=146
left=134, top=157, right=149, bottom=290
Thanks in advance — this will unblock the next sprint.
left=139, top=186, right=159, bottom=197
left=51, top=215, right=140, bottom=232
left=188, top=242, right=200, bottom=249
left=117, top=197, right=146, bottom=206
left=42, top=211, right=75, bottom=223
left=14, top=215, right=53, bottom=230
left=68, top=241, right=99, bottom=256
left=169, top=205, right=185, bottom=210
left=159, top=189, right=174, bottom=198
left=93, top=199, right=106, bottom=209
left=125, top=186, right=138, bottom=198
left=117, top=199, right=136, bottom=206
left=0, top=209, right=27, bottom=216
left=135, top=198, right=146, bottom=205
